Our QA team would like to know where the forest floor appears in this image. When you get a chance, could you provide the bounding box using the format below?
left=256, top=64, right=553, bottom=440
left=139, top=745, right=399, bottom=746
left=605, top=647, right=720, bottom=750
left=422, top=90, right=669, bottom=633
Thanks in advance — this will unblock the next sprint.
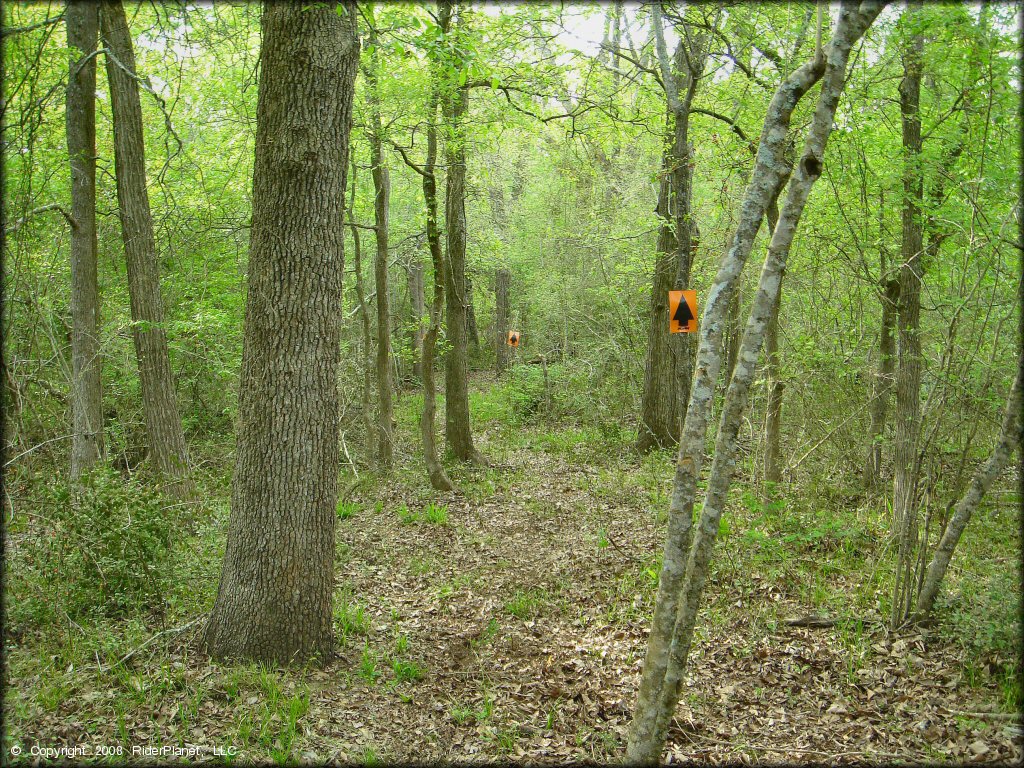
left=5, top=375, right=1022, bottom=764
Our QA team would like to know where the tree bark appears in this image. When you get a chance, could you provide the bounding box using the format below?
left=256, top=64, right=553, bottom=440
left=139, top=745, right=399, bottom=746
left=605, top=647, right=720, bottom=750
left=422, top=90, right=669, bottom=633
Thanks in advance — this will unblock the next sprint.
left=636, top=11, right=707, bottom=454
left=913, top=350, right=1022, bottom=620
left=636, top=113, right=679, bottom=452
left=762, top=190, right=785, bottom=489
left=67, top=1, right=104, bottom=479
left=466, top=275, right=479, bottom=350
left=864, top=275, right=899, bottom=489
left=495, top=268, right=510, bottom=377
left=441, top=0, right=483, bottom=464
left=408, top=259, right=426, bottom=381
left=101, top=0, right=190, bottom=495
left=202, top=1, right=358, bottom=665
left=347, top=154, right=375, bottom=463
left=420, top=75, right=456, bottom=492
left=627, top=5, right=882, bottom=760
left=890, top=1, right=925, bottom=630
left=365, top=17, right=393, bottom=468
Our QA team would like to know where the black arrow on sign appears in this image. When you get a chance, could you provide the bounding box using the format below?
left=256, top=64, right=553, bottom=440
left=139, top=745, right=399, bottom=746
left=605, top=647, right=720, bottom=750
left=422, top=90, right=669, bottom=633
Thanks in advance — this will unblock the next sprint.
left=673, top=295, right=694, bottom=328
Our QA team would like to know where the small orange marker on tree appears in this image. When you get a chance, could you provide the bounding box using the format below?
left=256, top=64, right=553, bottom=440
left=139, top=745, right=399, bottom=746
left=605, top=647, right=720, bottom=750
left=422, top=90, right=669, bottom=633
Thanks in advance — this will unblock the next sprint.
left=668, top=290, right=698, bottom=333
left=507, top=330, right=521, bottom=347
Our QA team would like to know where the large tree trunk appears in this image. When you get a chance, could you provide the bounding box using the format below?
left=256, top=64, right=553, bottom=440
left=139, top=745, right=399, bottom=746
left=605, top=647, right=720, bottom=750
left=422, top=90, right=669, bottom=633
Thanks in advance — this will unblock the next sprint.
left=67, top=1, right=104, bottom=479
left=101, top=0, right=190, bottom=495
left=440, top=0, right=483, bottom=464
left=627, top=6, right=881, bottom=760
left=890, top=1, right=925, bottom=630
left=365, top=18, right=393, bottom=469
left=913, top=350, right=1022, bottom=620
left=347, top=155, right=375, bottom=463
left=202, top=2, right=358, bottom=665
left=495, top=268, right=510, bottom=377
left=636, top=15, right=707, bottom=454
left=636, top=114, right=680, bottom=453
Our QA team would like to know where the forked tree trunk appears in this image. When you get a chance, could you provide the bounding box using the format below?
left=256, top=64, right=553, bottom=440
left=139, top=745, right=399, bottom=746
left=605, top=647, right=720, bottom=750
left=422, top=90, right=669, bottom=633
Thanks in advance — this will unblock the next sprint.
left=202, top=2, right=359, bottom=664
left=890, top=1, right=925, bottom=630
left=495, top=268, right=510, bottom=376
left=913, top=351, right=1022, bottom=621
left=347, top=155, right=375, bottom=462
left=365, top=19, right=393, bottom=469
left=440, top=0, right=483, bottom=464
left=627, top=6, right=882, bottom=760
left=101, top=0, right=190, bottom=495
left=636, top=12, right=708, bottom=454
left=67, top=1, right=104, bottom=479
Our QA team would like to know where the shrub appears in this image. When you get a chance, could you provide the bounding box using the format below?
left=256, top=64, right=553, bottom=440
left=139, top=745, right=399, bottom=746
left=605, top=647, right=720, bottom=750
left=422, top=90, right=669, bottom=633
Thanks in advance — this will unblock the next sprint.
left=26, top=467, right=177, bottom=619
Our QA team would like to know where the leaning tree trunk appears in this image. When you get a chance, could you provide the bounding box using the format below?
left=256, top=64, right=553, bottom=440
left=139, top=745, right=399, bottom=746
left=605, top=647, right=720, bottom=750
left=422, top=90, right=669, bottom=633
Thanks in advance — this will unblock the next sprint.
left=101, top=0, right=190, bottom=495
left=202, top=2, right=359, bottom=665
left=627, top=6, right=882, bottom=760
left=440, top=0, right=483, bottom=464
left=913, top=347, right=1022, bottom=620
left=495, top=268, right=510, bottom=377
left=67, top=1, right=104, bottom=479
left=890, top=1, right=925, bottom=631
left=365, top=19, right=393, bottom=469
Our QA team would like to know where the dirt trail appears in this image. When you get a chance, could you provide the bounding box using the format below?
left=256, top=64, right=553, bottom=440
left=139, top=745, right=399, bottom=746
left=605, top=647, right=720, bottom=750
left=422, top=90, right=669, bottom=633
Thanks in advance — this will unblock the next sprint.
left=307, top=442, right=1021, bottom=764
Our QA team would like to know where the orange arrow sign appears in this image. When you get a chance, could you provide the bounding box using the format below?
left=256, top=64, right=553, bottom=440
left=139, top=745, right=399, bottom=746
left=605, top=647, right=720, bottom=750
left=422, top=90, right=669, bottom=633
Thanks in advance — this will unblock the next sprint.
left=668, top=290, right=698, bottom=333
left=507, top=330, right=520, bottom=347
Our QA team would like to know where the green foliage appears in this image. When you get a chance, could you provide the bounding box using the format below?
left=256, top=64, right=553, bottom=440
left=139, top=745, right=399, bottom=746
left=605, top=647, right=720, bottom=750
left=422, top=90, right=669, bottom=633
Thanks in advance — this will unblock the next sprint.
left=337, top=500, right=360, bottom=520
left=504, top=588, right=548, bottom=619
left=18, top=468, right=177, bottom=619
left=334, top=587, right=370, bottom=645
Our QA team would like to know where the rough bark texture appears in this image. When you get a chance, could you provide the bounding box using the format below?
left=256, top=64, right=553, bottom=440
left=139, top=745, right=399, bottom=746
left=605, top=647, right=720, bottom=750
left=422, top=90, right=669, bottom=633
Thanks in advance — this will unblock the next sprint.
left=466, top=275, right=479, bottom=350
left=891, top=1, right=925, bottom=630
left=440, top=0, right=483, bottom=464
left=202, top=2, right=358, bottom=665
left=347, top=155, right=375, bottom=463
left=626, top=5, right=881, bottom=761
left=67, top=1, right=104, bottom=479
left=762, top=191, right=784, bottom=489
left=914, top=359, right=1022, bottom=620
left=366, top=23, right=393, bottom=469
left=636, top=115, right=679, bottom=452
left=408, top=260, right=426, bottom=381
left=101, top=0, right=190, bottom=495
left=864, top=276, right=900, bottom=488
left=636, top=14, right=706, bottom=454
left=495, top=268, right=510, bottom=376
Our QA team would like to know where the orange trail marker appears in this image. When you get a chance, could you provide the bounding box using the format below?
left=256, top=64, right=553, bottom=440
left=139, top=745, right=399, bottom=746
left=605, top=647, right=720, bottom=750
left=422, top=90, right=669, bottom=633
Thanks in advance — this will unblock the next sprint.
left=668, top=290, right=698, bottom=333
left=507, top=330, right=520, bottom=347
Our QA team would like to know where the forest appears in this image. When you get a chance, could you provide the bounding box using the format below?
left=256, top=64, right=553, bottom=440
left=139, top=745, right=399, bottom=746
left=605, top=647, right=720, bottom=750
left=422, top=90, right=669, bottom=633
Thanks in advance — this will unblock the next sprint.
left=2, top=0, right=1021, bottom=764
